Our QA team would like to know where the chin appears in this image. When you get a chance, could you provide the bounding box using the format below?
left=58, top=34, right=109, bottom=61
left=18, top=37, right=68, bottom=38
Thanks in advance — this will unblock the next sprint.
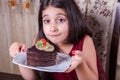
left=51, top=41, right=58, bottom=44
left=50, top=40, right=60, bottom=44
left=47, top=37, right=63, bottom=44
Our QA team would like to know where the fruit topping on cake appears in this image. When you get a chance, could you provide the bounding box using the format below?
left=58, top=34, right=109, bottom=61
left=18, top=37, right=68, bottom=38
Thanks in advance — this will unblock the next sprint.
left=35, top=38, right=54, bottom=52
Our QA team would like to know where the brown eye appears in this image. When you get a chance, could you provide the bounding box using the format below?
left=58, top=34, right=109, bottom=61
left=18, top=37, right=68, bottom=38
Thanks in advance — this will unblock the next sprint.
left=57, top=18, right=65, bottom=23
left=43, top=19, right=50, bottom=24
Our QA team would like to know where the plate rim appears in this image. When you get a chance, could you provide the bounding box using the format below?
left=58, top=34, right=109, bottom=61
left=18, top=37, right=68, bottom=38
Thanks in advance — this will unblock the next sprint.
left=12, top=52, right=71, bottom=72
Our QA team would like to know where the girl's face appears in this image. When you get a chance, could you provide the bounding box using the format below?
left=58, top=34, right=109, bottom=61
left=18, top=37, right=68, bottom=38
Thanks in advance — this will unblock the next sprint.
left=42, top=6, right=69, bottom=45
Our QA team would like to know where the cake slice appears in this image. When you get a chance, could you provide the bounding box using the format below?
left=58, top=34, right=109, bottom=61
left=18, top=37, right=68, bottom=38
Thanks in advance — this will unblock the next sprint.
left=27, top=39, right=57, bottom=67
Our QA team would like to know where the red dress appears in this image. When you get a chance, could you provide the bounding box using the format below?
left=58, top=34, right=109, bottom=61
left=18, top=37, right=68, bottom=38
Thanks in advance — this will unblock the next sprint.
left=37, top=37, right=84, bottom=80
left=51, top=37, right=84, bottom=80
left=37, top=36, right=107, bottom=80
left=51, top=36, right=107, bottom=80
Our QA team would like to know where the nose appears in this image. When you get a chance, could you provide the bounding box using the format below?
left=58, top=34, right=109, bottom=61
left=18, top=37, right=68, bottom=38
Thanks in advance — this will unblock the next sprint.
left=50, top=22, right=58, bottom=32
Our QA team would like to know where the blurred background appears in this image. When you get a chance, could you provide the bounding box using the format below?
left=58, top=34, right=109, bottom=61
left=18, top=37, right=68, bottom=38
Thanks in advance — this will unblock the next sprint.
left=0, top=0, right=39, bottom=79
left=0, top=0, right=120, bottom=80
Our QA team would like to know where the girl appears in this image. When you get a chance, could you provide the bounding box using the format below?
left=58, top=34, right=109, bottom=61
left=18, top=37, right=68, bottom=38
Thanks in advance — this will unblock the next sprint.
left=9, top=0, right=99, bottom=80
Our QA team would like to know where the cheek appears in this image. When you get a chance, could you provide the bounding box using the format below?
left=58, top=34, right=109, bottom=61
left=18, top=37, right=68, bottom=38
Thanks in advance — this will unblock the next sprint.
left=42, top=29, right=47, bottom=38
left=63, top=30, right=69, bottom=38
left=60, top=26, right=69, bottom=38
left=43, top=26, right=49, bottom=34
left=62, top=25, right=69, bottom=34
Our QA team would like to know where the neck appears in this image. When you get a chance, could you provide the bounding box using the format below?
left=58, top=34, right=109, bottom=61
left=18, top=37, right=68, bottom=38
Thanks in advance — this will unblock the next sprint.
left=57, top=43, right=73, bottom=54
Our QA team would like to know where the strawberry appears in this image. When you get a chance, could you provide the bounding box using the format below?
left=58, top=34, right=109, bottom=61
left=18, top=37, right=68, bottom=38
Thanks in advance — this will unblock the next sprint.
left=40, top=38, right=46, bottom=47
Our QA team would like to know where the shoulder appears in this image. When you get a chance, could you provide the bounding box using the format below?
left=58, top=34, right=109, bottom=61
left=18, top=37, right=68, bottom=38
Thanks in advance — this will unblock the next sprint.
left=81, top=35, right=98, bottom=77
left=74, top=35, right=94, bottom=50
left=84, top=35, right=93, bottom=44
left=83, top=35, right=95, bottom=50
left=82, top=35, right=97, bottom=61
left=82, top=34, right=97, bottom=64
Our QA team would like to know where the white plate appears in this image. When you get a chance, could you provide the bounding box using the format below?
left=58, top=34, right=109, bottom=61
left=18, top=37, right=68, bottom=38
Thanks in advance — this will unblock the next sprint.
left=12, top=52, right=71, bottom=72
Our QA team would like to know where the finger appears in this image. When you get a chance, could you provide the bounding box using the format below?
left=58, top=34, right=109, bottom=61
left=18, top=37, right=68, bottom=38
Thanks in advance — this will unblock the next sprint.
left=9, top=49, right=17, bottom=57
left=72, top=50, right=82, bottom=56
left=20, top=44, right=26, bottom=52
left=65, top=62, right=77, bottom=73
left=65, top=58, right=77, bottom=73
left=9, top=43, right=18, bottom=57
left=14, top=43, right=22, bottom=53
left=9, top=42, right=23, bottom=57
left=65, top=65, right=73, bottom=73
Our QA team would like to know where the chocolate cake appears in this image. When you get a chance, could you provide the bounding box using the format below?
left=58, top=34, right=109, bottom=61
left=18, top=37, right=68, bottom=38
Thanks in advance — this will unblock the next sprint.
left=27, top=39, right=57, bottom=67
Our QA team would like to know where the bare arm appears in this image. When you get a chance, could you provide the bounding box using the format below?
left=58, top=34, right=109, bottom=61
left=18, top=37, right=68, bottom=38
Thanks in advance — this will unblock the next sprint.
left=18, top=66, right=37, bottom=80
left=19, top=34, right=39, bottom=80
left=9, top=34, right=38, bottom=80
left=65, top=35, right=98, bottom=80
left=76, top=35, right=98, bottom=80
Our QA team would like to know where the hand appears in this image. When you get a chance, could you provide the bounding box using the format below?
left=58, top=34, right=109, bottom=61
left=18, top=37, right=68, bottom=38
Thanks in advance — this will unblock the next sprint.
left=9, top=42, right=26, bottom=57
left=65, top=50, right=83, bottom=73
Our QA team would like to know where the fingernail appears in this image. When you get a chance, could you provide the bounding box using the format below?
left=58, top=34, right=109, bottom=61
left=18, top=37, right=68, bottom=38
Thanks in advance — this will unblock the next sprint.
left=72, top=50, right=75, bottom=55
left=21, top=49, right=25, bottom=52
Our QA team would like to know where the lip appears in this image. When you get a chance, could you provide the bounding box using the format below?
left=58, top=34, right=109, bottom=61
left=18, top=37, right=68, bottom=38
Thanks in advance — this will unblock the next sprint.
left=49, top=33, right=60, bottom=37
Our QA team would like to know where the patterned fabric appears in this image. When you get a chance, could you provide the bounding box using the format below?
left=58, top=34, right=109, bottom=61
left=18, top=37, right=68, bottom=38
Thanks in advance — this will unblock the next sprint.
left=75, top=0, right=117, bottom=70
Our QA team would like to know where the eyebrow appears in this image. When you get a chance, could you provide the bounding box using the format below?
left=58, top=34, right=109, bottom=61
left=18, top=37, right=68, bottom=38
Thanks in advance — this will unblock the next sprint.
left=42, top=13, right=66, bottom=18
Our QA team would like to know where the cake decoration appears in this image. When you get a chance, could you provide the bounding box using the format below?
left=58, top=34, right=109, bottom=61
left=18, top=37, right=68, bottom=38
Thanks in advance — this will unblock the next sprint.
left=35, top=38, right=54, bottom=52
